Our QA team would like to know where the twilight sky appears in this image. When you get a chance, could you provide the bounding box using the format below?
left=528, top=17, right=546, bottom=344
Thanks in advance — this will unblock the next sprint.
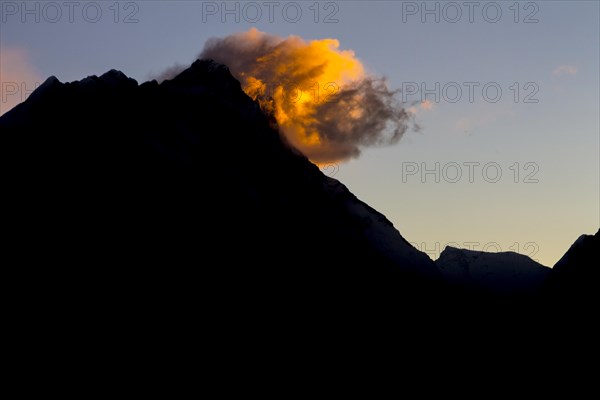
left=1, top=0, right=598, bottom=266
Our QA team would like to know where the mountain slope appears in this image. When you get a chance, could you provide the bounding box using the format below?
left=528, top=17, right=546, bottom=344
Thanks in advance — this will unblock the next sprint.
left=2, top=60, right=440, bottom=313
left=546, top=229, right=599, bottom=304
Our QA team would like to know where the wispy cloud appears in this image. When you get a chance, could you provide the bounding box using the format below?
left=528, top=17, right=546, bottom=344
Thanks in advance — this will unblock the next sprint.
left=420, top=99, right=434, bottom=110
left=454, top=107, right=516, bottom=135
left=407, top=99, right=434, bottom=116
left=552, top=65, right=578, bottom=77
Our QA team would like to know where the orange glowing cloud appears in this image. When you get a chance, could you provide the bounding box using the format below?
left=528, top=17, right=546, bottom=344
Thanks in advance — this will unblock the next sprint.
left=199, top=29, right=413, bottom=163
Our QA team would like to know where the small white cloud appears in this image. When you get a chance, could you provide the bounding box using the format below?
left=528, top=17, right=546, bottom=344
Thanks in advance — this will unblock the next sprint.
left=553, top=65, right=578, bottom=77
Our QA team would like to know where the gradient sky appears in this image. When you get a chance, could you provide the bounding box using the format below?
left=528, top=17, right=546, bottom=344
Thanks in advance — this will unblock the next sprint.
left=1, top=0, right=598, bottom=266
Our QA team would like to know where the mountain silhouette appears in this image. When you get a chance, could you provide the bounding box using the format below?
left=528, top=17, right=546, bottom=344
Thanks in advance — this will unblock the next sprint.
left=436, top=246, right=551, bottom=296
left=546, top=229, right=599, bottom=308
left=2, top=60, right=446, bottom=319
left=2, top=60, right=596, bottom=347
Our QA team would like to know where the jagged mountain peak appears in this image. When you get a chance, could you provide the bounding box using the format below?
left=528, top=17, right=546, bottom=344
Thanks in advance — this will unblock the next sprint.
left=73, top=69, right=138, bottom=89
left=161, top=59, right=244, bottom=95
left=1, top=59, right=438, bottom=302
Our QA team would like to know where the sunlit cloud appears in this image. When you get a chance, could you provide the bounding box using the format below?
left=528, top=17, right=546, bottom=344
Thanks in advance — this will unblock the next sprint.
left=420, top=99, right=434, bottom=110
left=552, top=65, right=578, bottom=77
left=407, top=99, right=434, bottom=117
left=193, top=29, right=414, bottom=163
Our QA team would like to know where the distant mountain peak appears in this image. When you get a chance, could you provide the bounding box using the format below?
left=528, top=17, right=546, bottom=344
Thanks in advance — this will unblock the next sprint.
left=162, top=59, right=242, bottom=93
left=546, top=229, right=598, bottom=304
left=75, top=69, right=138, bottom=90
left=436, top=246, right=550, bottom=296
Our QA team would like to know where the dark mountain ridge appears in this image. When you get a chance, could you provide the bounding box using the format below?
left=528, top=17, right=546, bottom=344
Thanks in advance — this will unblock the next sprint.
left=3, top=60, right=444, bottom=317
left=2, top=60, right=596, bottom=336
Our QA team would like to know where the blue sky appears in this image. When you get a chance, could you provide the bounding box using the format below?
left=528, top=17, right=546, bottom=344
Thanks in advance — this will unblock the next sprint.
left=1, top=0, right=598, bottom=265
